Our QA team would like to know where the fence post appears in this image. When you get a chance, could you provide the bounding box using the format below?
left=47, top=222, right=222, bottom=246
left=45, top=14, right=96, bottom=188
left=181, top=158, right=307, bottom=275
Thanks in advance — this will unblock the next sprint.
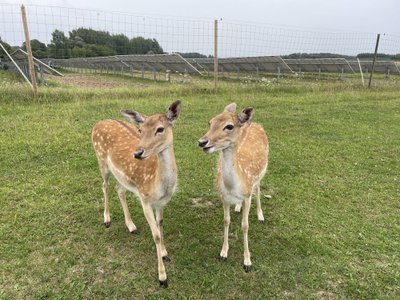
left=21, top=5, right=38, bottom=97
left=357, top=58, right=365, bottom=86
left=368, top=33, right=380, bottom=88
left=214, top=19, right=218, bottom=91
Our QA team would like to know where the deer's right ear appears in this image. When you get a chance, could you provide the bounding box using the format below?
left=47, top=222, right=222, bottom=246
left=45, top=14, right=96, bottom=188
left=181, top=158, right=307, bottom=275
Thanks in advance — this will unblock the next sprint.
left=238, top=107, right=254, bottom=125
left=166, top=100, right=181, bottom=124
left=224, top=102, right=237, bottom=113
left=121, top=110, right=145, bottom=124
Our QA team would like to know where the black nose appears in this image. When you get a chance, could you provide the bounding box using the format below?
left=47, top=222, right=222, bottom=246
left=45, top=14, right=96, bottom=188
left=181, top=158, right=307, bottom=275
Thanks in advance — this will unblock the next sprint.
left=134, top=148, right=144, bottom=159
left=198, top=139, right=208, bottom=148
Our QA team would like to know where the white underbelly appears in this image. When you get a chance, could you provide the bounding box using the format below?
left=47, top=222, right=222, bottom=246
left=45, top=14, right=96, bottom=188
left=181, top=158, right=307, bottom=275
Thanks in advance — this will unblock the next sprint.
left=107, top=158, right=141, bottom=197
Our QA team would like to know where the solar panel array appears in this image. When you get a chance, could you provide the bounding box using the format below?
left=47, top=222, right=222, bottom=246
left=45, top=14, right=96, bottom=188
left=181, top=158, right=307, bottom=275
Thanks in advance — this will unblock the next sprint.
left=348, top=60, right=400, bottom=75
left=42, top=54, right=200, bottom=74
left=2, top=49, right=62, bottom=77
left=25, top=53, right=400, bottom=79
left=190, top=56, right=292, bottom=74
left=284, top=58, right=354, bottom=73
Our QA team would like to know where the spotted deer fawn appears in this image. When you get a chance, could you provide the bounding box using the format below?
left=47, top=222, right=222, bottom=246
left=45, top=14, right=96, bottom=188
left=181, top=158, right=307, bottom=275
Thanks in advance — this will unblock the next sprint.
left=198, top=103, right=269, bottom=272
left=91, top=100, right=181, bottom=288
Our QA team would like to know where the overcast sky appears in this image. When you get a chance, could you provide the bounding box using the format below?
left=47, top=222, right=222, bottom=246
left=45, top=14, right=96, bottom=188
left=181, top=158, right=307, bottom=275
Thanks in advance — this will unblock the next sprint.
left=4, top=0, right=400, bottom=34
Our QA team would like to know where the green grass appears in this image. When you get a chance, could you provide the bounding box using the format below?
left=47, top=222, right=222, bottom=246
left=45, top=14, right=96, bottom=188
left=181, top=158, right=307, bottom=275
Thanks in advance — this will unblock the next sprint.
left=1, top=71, right=400, bottom=299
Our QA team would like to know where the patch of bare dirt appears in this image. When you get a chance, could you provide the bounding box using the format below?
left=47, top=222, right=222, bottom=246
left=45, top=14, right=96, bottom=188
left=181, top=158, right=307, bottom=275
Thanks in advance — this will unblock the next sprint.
left=191, top=197, right=214, bottom=208
left=48, top=73, right=148, bottom=88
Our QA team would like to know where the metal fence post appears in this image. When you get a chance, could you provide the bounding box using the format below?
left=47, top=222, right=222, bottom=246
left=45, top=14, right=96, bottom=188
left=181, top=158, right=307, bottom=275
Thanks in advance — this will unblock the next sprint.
left=368, top=33, right=380, bottom=88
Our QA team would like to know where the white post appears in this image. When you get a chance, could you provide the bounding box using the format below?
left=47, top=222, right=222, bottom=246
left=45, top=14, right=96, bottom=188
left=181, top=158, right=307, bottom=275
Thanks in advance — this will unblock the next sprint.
left=357, top=58, right=365, bottom=86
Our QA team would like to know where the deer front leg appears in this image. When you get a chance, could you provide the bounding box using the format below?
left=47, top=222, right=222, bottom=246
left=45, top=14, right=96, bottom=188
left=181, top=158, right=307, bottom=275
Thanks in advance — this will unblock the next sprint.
left=142, top=204, right=168, bottom=288
left=155, top=207, right=170, bottom=261
left=255, top=184, right=264, bottom=223
left=219, top=201, right=230, bottom=260
left=242, top=195, right=252, bottom=272
left=116, top=183, right=138, bottom=234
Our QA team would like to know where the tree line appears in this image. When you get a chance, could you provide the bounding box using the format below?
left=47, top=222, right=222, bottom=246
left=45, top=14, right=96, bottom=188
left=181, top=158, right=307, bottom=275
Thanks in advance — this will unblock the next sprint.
left=1, top=27, right=164, bottom=59
left=1, top=31, right=399, bottom=61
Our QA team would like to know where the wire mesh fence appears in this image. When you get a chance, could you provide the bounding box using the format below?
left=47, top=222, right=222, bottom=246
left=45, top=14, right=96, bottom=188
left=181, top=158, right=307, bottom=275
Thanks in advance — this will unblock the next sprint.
left=1, top=3, right=399, bottom=91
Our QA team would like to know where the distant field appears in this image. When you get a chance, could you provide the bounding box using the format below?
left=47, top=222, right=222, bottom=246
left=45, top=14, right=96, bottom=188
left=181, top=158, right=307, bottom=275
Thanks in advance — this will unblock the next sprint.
left=1, top=71, right=399, bottom=299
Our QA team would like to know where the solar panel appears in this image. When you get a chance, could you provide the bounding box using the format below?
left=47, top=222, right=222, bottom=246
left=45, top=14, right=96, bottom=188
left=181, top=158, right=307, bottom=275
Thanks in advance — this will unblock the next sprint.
left=3, top=49, right=63, bottom=76
left=284, top=58, right=354, bottom=73
left=190, top=56, right=292, bottom=73
left=45, top=56, right=125, bottom=69
left=116, top=54, right=201, bottom=74
left=348, top=60, right=400, bottom=75
left=45, top=54, right=201, bottom=74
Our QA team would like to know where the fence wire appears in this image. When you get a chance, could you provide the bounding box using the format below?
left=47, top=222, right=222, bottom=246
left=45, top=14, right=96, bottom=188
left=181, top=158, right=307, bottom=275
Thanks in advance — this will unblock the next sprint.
left=1, top=3, right=399, bottom=86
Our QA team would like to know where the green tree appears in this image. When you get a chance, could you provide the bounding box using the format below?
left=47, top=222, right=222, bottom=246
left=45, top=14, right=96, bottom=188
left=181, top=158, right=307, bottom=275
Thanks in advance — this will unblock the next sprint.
left=0, top=37, right=13, bottom=65
left=22, top=39, right=47, bottom=58
left=46, top=27, right=164, bottom=58
left=112, top=34, right=130, bottom=55
left=177, top=52, right=207, bottom=58
left=129, top=37, right=163, bottom=54
left=69, top=28, right=113, bottom=48
left=0, top=37, right=12, bottom=55
left=47, top=30, right=70, bottom=58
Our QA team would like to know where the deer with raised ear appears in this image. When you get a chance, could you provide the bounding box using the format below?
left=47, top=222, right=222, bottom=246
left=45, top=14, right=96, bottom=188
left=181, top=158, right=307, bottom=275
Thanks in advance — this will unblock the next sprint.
left=198, top=102, right=269, bottom=272
left=91, top=100, right=181, bottom=288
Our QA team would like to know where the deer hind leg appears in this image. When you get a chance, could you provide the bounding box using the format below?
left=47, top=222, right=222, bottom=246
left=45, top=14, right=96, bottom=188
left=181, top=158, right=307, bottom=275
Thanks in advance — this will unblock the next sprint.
left=255, top=184, right=264, bottom=223
left=155, top=207, right=169, bottom=261
left=219, top=201, right=230, bottom=260
left=115, top=183, right=138, bottom=234
left=142, top=203, right=168, bottom=288
left=242, top=195, right=252, bottom=272
left=98, top=160, right=111, bottom=228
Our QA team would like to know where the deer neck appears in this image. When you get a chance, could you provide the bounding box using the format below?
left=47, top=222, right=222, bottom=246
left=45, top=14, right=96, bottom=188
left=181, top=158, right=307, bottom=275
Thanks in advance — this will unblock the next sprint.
left=157, top=144, right=177, bottom=184
left=220, top=143, right=240, bottom=189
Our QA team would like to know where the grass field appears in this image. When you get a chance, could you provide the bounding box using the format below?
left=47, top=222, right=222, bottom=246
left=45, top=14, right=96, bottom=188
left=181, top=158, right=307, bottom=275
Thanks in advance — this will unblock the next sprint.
left=1, top=71, right=399, bottom=299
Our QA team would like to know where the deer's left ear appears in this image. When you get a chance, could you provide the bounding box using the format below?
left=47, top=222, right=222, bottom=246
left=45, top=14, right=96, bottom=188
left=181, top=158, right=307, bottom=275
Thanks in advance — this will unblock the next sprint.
left=238, top=107, right=254, bottom=125
left=167, top=100, right=181, bottom=124
left=224, top=102, right=237, bottom=113
left=121, top=110, right=145, bottom=124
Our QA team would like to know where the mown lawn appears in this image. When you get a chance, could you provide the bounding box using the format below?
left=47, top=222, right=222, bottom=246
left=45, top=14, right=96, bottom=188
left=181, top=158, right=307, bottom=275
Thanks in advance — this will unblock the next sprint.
left=1, top=73, right=399, bottom=299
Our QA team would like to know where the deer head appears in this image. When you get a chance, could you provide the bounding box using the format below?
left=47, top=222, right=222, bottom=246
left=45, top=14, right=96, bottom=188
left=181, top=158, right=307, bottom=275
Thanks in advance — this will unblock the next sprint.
left=122, top=100, right=181, bottom=160
left=198, top=102, right=254, bottom=153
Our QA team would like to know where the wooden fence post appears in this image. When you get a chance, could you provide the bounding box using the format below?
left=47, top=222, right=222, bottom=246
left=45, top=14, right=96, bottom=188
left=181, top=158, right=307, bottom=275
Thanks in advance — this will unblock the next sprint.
left=21, top=5, right=38, bottom=97
left=214, top=19, right=218, bottom=91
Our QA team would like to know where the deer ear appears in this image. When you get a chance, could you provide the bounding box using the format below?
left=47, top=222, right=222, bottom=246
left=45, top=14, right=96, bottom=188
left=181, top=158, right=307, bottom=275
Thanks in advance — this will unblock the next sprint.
left=121, top=110, right=145, bottom=124
left=224, top=102, right=237, bottom=113
left=238, top=107, right=254, bottom=125
left=167, top=100, right=181, bottom=124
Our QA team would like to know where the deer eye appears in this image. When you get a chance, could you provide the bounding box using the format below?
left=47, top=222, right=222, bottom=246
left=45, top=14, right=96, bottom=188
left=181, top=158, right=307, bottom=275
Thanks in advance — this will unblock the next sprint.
left=138, top=128, right=142, bottom=134
left=224, top=124, right=234, bottom=131
left=156, top=127, right=165, bottom=134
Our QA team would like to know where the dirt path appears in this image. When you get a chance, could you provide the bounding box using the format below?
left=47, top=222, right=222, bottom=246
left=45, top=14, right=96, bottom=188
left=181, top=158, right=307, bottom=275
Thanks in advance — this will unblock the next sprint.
left=48, top=73, right=149, bottom=88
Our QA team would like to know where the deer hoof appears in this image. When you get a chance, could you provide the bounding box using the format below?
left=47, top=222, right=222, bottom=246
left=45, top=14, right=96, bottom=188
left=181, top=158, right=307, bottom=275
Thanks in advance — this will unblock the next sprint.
left=130, top=229, right=139, bottom=235
left=218, top=255, right=227, bottom=261
left=159, top=279, right=168, bottom=288
left=243, top=264, right=252, bottom=273
left=104, top=222, right=111, bottom=228
left=259, top=220, right=265, bottom=224
left=162, top=256, right=171, bottom=262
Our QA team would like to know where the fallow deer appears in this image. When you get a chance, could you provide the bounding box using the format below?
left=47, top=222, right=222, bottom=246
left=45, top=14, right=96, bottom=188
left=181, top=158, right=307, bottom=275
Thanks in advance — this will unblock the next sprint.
left=91, top=100, right=181, bottom=288
left=198, top=102, right=269, bottom=272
